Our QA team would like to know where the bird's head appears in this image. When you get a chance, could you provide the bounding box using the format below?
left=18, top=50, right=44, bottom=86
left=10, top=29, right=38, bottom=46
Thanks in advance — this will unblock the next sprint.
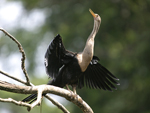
left=89, top=9, right=101, bottom=23
left=89, top=9, right=101, bottom=34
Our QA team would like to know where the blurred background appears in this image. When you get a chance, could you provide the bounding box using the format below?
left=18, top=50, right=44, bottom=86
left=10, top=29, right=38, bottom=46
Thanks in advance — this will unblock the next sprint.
left=0, top=0, right=150, bottom=113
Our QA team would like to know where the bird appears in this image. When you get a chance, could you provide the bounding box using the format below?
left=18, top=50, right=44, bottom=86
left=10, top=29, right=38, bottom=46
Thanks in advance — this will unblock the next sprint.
left=22, top=9, right=119, bottom=103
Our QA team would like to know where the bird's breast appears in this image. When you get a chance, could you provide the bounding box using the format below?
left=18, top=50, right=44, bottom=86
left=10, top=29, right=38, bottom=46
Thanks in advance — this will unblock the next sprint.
left=76, top=53, right=92, bottom=72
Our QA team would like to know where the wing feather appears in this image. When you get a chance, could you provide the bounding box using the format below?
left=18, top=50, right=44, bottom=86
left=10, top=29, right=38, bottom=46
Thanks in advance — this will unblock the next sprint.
left=78, top=56, right=119, bottom=91
left=88, top=65, right=103, bottom=89
left=94, top=64, right=117, bottom=90
left=92, top=65, right=110, bottom=90
left=45, top=34, right=74, bottom=79
left=97, top=63, right=120, bottom=85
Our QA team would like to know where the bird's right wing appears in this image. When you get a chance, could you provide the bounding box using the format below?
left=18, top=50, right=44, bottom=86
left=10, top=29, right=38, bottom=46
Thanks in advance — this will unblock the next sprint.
left=45, top=34, right=74, bottom=79
left=78, top=56, right=120, bottom=91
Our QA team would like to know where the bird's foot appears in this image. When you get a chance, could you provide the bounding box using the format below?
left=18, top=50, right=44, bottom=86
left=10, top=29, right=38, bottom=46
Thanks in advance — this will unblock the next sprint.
left=66, top=85, right=79, bottom=100
left=70, top=91, right=79, bottom=100
left=66, top=85, right=74, bottom=98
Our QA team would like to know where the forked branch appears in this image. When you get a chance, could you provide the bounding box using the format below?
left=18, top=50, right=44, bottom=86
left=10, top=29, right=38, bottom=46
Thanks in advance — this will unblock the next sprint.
left=0, top=81, right=93, bottom=113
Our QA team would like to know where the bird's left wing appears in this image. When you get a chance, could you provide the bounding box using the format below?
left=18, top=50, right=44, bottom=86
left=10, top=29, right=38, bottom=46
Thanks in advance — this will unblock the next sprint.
left=45, top=34, right=74, bottom=79
left=78, top=56, right=120, bottom=91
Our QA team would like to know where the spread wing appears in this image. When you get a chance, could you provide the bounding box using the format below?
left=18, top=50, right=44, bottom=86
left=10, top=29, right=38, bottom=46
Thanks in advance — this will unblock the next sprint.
left=78, top=56, right=120, bottom=91
left=44, top=34, right=74, bottom=79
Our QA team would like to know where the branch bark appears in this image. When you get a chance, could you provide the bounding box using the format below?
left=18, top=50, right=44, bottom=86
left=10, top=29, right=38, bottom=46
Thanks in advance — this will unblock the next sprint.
left=45, top=95, right=70, bottom=113
left=0, top=98, right=31, bottom=108
left=0, top=70, right=27, bottom=85
left=0, top=80, right=93, bottom=113
left=0, top=28, right=31, bottom=86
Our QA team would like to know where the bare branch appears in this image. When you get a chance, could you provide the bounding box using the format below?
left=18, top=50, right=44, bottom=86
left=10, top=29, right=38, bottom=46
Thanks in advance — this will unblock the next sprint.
left=0, top=80, right=93, bottom=113
left=0, top=28, right=31, bottom=86
left=0, top=70, right=26, bottom=85
left=0, top=97, right=31, bottom=109
left=45, top=95, right=70, bottom=113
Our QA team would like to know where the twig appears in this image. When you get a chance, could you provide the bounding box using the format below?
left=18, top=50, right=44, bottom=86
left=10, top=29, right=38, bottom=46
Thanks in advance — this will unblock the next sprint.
left=0, top=28, right=31, bottom=86
left=45, top=94, right=70, bottom=113
left=0, top=97, right=31, bottom=109
left=0, top=70, right=26, bottom=85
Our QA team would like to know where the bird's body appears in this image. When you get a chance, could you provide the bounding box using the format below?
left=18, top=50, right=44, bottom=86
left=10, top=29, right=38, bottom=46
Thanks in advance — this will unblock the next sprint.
left=47, top=49, right=82, bottom=88
left=22, top=9, right=119, bottom=103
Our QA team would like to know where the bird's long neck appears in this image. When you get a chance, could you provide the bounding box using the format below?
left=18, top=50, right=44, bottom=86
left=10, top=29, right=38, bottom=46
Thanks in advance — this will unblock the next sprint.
left=82, top=23, right=97, bottom=60
left=77, top=20, right=99, bottom=72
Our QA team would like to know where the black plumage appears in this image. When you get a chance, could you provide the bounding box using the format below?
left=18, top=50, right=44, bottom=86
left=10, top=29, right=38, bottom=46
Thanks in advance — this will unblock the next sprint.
left=22, top=34, right=119, bottom=103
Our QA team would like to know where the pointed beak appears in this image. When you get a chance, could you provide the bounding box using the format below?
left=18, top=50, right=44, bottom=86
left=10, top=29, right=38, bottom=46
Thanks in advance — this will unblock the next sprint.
left=89, top=9, right=96, bottom=18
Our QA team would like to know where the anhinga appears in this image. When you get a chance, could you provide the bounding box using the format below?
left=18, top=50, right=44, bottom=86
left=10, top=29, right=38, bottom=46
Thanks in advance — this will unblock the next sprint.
left=22, top=9, right=119, bottom=103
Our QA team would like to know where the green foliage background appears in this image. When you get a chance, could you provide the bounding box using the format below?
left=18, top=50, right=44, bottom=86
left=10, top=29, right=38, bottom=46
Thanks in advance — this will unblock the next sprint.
left=0, top=0, right=150, bottom=113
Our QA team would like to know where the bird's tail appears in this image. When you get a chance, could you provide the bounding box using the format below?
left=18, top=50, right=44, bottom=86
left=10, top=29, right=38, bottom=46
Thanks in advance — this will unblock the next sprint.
left=22, top=93, right=48, bottom=104
left=22, top=94, right=37, bottom=103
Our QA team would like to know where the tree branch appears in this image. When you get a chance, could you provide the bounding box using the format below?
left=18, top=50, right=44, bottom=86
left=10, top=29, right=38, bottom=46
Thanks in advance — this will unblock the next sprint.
left=0, top=80, right=93, bottom=113
left=0, top=70, right=27, bottom=85
left=0, top=97, right=31, bottom=108
left=45, top=95, right=70, bottom=113
left=0, top=28, right=31, bottom=86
